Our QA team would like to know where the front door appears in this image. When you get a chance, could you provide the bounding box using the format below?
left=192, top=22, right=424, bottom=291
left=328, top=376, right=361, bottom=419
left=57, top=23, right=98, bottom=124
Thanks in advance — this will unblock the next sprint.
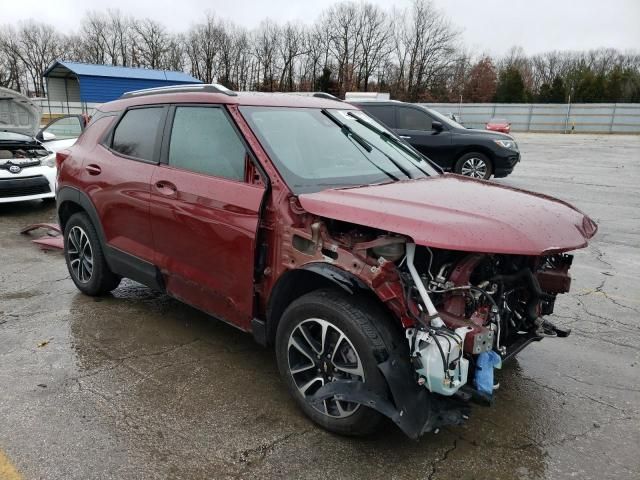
left=149, top=105, right=265, bottom=330
left=395, top=106, right=453, bottom=168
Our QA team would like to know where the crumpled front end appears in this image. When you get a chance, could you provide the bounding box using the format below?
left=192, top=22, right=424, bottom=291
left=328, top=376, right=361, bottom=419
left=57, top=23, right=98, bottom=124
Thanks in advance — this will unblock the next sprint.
left=289, top=214, right=593, bottom=438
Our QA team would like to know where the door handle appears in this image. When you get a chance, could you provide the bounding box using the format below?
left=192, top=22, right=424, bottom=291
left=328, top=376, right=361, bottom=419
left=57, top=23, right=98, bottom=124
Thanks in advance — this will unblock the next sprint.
left=85, top=164, right=101, bottom=175
left=399, top=135, right=411, bottom=139
left=155, top=180, right=177, bottom=195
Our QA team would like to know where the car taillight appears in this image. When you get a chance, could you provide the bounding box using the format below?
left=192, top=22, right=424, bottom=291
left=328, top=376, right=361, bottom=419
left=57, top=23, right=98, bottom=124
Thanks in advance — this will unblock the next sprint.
left=56, top=150, right=70, bottom=169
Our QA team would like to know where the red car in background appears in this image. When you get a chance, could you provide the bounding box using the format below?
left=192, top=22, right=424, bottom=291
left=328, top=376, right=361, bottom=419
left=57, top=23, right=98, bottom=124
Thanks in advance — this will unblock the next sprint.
left=486, top=118, right=511, bottom=134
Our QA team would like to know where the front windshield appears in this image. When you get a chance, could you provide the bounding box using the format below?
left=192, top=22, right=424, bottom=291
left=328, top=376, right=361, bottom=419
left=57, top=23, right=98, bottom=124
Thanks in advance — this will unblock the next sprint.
left=240, top=106, right=438, bottom=194
left=427, top=108, right=466, bottom=130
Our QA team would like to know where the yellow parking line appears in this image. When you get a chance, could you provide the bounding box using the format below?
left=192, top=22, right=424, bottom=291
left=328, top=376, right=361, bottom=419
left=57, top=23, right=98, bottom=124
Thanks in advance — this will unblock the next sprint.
left=0, top=450, right=22, bottom=480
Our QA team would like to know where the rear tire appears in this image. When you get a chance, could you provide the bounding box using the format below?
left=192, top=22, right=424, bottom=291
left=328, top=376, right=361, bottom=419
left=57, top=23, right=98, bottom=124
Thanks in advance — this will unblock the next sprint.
left=64, top=212, right=121, bottom=296
left=455, top=152, right=492, bottom=179
left=275, top=289, right=402, bottom=436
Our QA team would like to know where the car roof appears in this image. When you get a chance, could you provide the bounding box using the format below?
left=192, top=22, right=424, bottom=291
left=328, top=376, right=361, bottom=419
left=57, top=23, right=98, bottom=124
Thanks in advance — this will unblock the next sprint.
left=100, top=90, right=357, bottom=113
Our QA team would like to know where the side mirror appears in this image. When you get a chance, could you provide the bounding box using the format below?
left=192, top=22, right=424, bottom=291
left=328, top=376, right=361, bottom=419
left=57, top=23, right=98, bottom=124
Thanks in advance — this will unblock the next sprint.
left=41, top=131, right=57, bottom=141
left=432, top=121, right=444, bottom=132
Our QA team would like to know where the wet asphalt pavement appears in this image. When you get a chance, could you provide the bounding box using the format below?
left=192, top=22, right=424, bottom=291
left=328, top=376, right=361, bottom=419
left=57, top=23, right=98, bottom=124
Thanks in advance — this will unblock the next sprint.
left=1, top=133, right=639, bottom=480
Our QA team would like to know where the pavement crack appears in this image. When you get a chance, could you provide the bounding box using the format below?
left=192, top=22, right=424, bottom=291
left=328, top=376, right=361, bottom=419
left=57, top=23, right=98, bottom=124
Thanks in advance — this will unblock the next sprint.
left=236, top=429, right=314, bottom=471
left=427, top=438, right=458, bottom=480
left=542, top=415, right=634, bottom=447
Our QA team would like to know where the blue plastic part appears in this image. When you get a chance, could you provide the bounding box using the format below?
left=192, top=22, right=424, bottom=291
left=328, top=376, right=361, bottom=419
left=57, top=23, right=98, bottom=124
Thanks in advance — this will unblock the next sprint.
left=474, top=351, right=502, bottom=396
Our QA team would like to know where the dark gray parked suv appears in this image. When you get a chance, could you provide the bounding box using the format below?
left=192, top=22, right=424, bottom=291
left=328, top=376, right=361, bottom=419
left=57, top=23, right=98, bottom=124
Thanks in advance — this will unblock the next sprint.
left=351, top=101, right=520, bottom=179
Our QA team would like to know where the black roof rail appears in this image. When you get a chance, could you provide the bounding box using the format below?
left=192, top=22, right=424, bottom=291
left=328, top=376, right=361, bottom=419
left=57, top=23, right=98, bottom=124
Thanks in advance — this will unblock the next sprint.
left=120, top=83, right=237, bottom=99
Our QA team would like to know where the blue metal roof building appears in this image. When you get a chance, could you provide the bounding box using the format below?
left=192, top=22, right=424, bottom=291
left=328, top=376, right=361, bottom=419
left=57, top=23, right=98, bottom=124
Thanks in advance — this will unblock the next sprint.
left=43, top=61, right=202, bottom=104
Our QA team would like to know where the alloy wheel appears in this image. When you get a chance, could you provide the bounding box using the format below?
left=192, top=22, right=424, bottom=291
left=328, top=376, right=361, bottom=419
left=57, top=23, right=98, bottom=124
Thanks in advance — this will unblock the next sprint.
left=67, top=226, right=93, bottom=283
left=461, top=157, right=488, bottom=178
left=287, top=318, right=364, bottom=418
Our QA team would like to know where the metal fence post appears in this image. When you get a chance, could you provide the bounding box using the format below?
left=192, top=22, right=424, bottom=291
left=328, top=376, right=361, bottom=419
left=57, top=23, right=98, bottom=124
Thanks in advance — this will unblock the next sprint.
left=564, top=97, right=572, bottom=134
left=609, top=103, right=617, bottom=133
left=527, top=104, right=534, bottom=132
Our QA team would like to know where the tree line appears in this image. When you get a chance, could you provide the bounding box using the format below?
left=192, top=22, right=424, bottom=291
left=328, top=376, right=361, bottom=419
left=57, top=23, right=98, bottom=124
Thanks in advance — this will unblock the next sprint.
left=1, top=0, right=639, bottom=103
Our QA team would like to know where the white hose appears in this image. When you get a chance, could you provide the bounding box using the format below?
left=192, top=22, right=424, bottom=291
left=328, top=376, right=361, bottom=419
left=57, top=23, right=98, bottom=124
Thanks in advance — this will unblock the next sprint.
left=405, top=243, right=443, bottom=326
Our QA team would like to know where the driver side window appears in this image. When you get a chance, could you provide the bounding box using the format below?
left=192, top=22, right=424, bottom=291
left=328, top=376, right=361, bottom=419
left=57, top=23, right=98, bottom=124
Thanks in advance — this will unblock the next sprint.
left=396, top=107, right=432, bottom=131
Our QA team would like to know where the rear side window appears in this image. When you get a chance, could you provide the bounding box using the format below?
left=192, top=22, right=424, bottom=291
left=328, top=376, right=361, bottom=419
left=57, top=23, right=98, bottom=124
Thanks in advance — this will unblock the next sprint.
left=112, top=107, right=164, bottom=161
left=168, top=106, right=246, bottom=181
left=361, top=105, right=396, bottom=128
left=396, top=107, right=432, bottom=131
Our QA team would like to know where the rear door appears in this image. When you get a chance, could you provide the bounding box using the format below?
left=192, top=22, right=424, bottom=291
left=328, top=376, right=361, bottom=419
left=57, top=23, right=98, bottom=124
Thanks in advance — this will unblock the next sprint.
left=90, top=106, right=165, bottom=267
left=395, top=105, right=453, bottom=168
left=149, top=105, right=266, bottom=330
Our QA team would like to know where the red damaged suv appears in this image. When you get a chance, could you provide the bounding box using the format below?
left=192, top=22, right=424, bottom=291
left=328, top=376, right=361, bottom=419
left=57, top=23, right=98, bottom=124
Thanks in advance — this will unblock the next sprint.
left=56, top=85, right=596, bottom=438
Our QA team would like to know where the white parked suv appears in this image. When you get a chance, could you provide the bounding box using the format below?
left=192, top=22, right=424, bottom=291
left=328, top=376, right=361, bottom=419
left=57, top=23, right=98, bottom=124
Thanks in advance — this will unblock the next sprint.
left=0, top=87, right=86, bottom=203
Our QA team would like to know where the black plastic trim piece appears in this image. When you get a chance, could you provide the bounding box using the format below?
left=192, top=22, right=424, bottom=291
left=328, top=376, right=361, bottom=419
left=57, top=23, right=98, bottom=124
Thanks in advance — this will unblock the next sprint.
left=309, top=348, right=470, bottom=439
left=299, top=263, right=368, bottom=295
left=251, top=318, right=268, bottom=347
left=105, top=246, right=165, bottom=292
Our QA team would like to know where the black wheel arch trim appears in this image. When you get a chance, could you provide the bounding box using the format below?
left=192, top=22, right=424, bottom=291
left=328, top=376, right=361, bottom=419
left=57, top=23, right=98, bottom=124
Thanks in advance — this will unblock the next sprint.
left=262, top=263, right=370, bottom=346
left=56, top=185, right=164, bottom=292
left=57, top=186, right=107, bottom=244
left=299, top=262, right=368, bottom=294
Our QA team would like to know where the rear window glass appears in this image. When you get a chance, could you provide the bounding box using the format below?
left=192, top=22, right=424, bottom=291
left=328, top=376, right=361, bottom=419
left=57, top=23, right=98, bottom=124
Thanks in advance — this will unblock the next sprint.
left=111, top=107, right=163, bottom=161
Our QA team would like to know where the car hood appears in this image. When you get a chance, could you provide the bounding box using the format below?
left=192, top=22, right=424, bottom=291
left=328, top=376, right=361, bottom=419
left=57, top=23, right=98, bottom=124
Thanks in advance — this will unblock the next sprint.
left=458, top=127, right=513, bottom=140
left=298, top=175, right=597, bottom=255
left=0, top=87, right=41, bottom=137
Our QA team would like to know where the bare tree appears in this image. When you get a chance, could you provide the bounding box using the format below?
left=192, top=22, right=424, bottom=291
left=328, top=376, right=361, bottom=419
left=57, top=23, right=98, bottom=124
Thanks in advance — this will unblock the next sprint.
left=252, top=20, right=281, bottom=91
left=131, top=18, right=169, bottom=69
left=356, top=4, right=392, bottom=91
left=8, top=21, right=67, bottom=96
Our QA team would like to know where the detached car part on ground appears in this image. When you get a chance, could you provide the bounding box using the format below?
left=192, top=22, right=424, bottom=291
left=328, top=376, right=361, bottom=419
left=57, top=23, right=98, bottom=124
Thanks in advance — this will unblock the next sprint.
left=55, top=85, right=597, bottom=439
left=0, top=86, right=85, bottom=203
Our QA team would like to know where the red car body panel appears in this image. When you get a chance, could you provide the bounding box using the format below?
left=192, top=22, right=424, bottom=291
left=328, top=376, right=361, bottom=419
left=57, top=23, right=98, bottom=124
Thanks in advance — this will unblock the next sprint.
left=298, top=175, right=597, bottom=255
left=87, top=147, right=157, bottom=262
left=148, top=165, right=265, bottom=330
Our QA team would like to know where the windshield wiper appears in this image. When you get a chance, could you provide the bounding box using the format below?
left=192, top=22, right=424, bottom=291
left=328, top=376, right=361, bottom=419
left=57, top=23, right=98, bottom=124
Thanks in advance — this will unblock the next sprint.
left=323, top=109, right=418, bottom=180
left=347, top=112, right=435, bottom=175
left=321, top=109, right=372, bottom=153
left=321, top=109, right=399, bottom=181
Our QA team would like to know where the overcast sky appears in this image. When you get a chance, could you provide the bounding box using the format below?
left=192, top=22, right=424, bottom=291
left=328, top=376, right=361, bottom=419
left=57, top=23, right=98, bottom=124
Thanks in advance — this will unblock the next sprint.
left=2, top=0, right=639, bottom=56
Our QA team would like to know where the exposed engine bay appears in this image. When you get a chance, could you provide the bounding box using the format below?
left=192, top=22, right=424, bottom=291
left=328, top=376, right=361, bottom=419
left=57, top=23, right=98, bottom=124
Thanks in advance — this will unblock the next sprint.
left=399, top=243, right=572, bottom=400
left=0, top=141, right=50, bottom=170
left=290, top=219, right=575, bottom=438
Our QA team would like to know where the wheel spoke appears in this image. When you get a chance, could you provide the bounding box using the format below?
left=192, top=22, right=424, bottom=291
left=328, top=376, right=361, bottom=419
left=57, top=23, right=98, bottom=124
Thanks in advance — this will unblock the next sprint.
left=290, top=363, right=315, bottom=375
left=334, top=363, right=364, bottom=378
left=289, top=337, right=315, bottom=364
left=299, top=376, right=323, bottom=395
left=298, top=325, right=321, bottom=355
left=331, top=333, right=345, bottom=362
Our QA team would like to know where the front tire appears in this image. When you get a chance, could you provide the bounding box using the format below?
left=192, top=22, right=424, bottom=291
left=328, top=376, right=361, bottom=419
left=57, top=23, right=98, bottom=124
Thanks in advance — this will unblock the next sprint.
left=275, top=289, right=401, bottom=436
left=455, top=152, right=492, bottom=179
left=64, top=212, right=121, bottom=296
